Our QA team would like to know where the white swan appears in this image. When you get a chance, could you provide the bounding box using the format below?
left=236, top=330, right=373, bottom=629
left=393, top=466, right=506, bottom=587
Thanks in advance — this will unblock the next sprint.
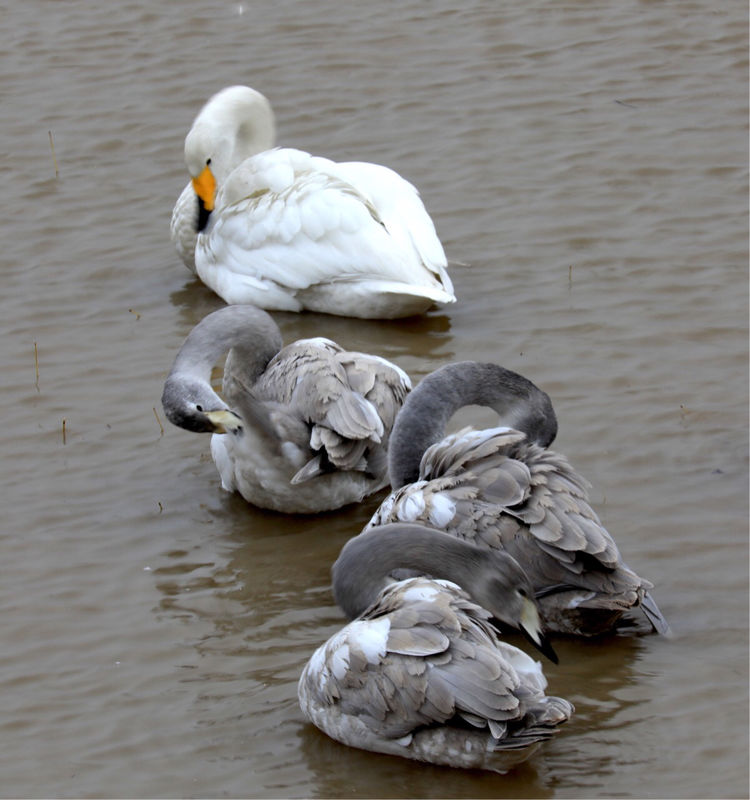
left=161, top=305, right=411, bottom=513
left=364, top=362, right=671, bottom=637
left=298, top=523, right=573, bottom=772
left=170, top=85, right=456, bottom=319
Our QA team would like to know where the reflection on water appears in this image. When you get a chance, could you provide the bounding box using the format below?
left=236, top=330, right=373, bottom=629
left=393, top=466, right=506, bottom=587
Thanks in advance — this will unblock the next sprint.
left=170, top=275, right=457, bottom=378
left=297, top=724, right=556, bottom=799
left=149, top=494, right=652, bottom=798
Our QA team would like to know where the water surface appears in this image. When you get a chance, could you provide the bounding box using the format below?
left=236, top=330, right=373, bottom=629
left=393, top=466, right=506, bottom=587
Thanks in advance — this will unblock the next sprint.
left=2, top=1, right=747, bottom=797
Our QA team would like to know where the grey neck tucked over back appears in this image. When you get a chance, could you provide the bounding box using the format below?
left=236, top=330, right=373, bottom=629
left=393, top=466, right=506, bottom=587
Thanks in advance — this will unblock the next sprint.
left=161, top=305, right=283, bottom=432
left=168, top=305, right=282, bottom=384
left=387, top=362, right=558, bottom=488
left=332, top=523, right=535, bottom=625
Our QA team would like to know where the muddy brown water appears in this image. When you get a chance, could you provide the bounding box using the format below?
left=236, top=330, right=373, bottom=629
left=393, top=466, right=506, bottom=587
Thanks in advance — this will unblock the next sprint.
left=2, top=1, right=747, bottom=797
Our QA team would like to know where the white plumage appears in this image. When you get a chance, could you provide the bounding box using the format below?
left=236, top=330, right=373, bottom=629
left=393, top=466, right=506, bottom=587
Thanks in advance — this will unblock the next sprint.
left=171, top=86, right=456, bottom=318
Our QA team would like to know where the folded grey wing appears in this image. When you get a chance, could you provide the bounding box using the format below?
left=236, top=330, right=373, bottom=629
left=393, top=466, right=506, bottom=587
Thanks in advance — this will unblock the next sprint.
left=369, top=428, right=633, bottom=589
left=258, top=339, right=394, bottom=479
left=317, top=581, right=529, bottom=740
left=365, top=427, right=532, bottom=532
left=299, top=578, right=573, bottom=767
left=500, top=445, right=655, bottom=601
left=435, top=433, right=661, bottom=616
left=336, top=350, right=412, bottom=435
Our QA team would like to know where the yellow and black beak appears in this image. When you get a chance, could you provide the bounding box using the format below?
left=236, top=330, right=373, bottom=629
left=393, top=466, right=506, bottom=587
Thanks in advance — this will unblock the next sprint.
left=519, top=596, right=558, bottom=664
left=191, top=163, right=216, bottom=211
left=204, top=409, right=243, bottom=434
left=191, top=163, right=216, bottom=232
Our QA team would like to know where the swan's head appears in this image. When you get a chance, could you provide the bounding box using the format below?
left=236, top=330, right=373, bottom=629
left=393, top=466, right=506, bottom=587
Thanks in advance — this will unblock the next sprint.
left=161, top=376, right=242, bottom=435
left=184, top=85, right=276, bottom=226
left=479, top=551, right=559, bottom=664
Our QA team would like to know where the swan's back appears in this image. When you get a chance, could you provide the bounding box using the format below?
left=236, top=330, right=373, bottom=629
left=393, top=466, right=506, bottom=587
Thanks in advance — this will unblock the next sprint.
left=237, top=337, right=410, bottom=474
left=367, top=425, right=669, bottom=635
left=198, top=147, right=455, bottom=316
left=211, top=333, right=412, bottom=511
left=171, top=85, right=457, bottom=318
left=298, top=577, right=573, bottom=772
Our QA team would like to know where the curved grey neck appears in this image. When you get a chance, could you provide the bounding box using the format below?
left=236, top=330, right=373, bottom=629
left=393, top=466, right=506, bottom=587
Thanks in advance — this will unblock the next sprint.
left=168, top=305, right=283, bottom=385
left=161, top=306, right=283, bottom=433
left=332, top=523, right=511, bottom=620
left=388, top=362, right=558, bottom=488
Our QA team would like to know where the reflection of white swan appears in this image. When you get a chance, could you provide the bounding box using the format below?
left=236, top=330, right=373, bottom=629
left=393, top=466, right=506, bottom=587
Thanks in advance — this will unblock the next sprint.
left=298, top=524, right=573, bottom=772
left=170, top=85, right=456, bottom=319
left=161, top=305, right=410, bottom=513
left=365, top=362, right=670, bottom=637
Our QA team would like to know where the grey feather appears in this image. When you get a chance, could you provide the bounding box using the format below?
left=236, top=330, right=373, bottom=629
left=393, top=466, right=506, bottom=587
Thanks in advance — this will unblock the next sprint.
left=161, top=305, right=411, bottom=512
left=368, top=361, right=670, bottom=636
left=298, top=576, right=573, bottom=772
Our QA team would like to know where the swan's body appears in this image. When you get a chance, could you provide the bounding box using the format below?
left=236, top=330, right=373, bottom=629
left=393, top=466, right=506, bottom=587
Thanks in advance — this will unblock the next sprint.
left=161, top=305, right=410, bottom=513
left=364, top=362, right=670, bottom=637
left=298, top=524, right=573, bottom=772
left=171, top=86, right=456, bottom=319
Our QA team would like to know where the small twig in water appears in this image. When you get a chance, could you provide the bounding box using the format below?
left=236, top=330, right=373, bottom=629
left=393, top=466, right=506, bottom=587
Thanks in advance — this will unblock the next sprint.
left=62, top=418, right=67, bottom=445
left=153, top=406, right=164, bottom=436
left=128, top=308, right=141, bottom=321
left=48, top=131, right=59, bottom=178
left=34, top=341, right=40, bottom=391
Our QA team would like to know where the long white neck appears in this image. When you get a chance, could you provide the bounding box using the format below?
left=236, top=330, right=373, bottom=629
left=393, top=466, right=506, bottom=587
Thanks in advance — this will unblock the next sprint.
left=185, top=86, right=276, bottom=183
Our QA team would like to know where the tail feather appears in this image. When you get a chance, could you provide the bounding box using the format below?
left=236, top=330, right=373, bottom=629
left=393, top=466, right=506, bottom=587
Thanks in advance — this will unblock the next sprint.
left=497, top=696, right=575, bottom=750
left=641, top=591, right=672, bottom=636
left=291, top=454, right=325, bottom=484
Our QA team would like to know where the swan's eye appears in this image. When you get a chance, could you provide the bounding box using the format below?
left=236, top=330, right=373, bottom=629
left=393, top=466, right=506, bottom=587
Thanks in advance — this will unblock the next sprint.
left=196, top=404, right=204, bottom=412
left=206, top=158, right=211, bottom=165
left=517, top=587, right=528, bottom=599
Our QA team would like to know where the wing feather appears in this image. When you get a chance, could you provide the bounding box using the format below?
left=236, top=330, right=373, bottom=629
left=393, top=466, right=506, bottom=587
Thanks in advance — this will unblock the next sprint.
left=365, top=426, right=659, bottom=632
